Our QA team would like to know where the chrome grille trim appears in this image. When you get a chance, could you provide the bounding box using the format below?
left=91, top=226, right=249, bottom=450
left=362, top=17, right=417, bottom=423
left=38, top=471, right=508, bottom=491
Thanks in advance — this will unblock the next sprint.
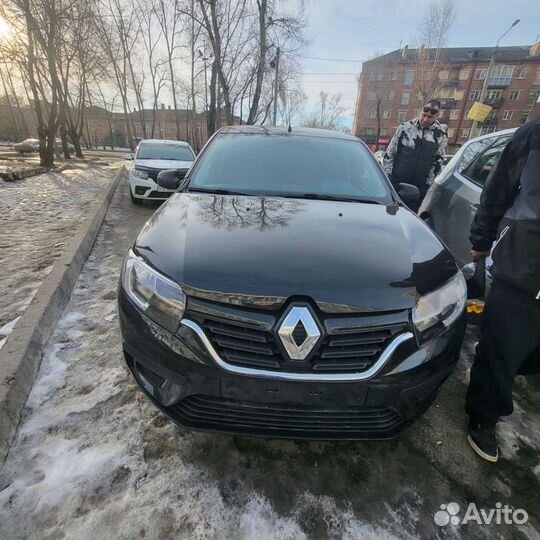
left=181, top=318, right=414, bottom=382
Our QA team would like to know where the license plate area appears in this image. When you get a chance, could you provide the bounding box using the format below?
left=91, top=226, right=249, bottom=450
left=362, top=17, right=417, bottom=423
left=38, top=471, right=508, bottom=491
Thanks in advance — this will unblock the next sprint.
left=221, top=378, right=367, bottom=406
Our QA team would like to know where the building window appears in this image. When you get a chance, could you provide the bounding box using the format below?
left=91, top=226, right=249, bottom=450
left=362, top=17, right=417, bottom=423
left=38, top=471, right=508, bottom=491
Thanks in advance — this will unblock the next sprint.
left=380, top=128, right=388, bottom=136
left=448, top=128, right=455, bottom=138
left=88, top=121, right=97, bottom=130
left=387, top=90, right=395, bottom=101
left=397, top=110, right=407, bottom=123
left=390, top=71, right=398, bottom=81
left=364, top=127, right=374, bottom=135
left=369, top=72, right=375, bottom=81
left=521, top=112, right=529, bottom=124
left=449, top=110, right=460, bottom=120
left=404, top=71, right=414, bottom=85
left=382, top=110, right=390, bottom=119
left=474, top=68, right=487, bottom=80
left=459, top=69, right=471, bottom=80
left=367, top=91, right=377, bottom=101
left=515, top=67, right=527, bottom=79
left=368, top=109, right=377, bottom=119
left=488, top=65, right=514, bottom=86
left=413, top=109, right=420, bottom=118
left=535, top=67, right=540, bottom=85
left=401, top=92, right=411, bottom=105
left=376, top=71, right=383, bottom=81
left=460, top=128, right=470, bottom=138
left=435, top=87, right=456, bottom=99
left=486, top=89, right=502, bottom=100
left=470, top=90, right=481, bottom=101
left=502, top=110, right=514, bottom=120
left=528, top=90, right=540, bottom=105
left=438, top=70, right=449, bottom=80
left=509, top=90, right=521, bottom=101
left=480, top=126, right=497, bottom=135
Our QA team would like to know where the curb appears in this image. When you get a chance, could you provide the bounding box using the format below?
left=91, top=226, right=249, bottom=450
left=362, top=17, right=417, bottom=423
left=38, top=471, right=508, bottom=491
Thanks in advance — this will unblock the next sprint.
left=0, top=167, right=125, bottom=467
left=0, top=167, right=48, bottom=182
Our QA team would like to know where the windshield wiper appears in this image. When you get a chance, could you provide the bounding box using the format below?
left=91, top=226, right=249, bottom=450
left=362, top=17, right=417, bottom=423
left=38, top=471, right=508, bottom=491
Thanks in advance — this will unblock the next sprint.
left=286, top=193, right=382, bottom=204
left=187, top=187, right=253, bottom=196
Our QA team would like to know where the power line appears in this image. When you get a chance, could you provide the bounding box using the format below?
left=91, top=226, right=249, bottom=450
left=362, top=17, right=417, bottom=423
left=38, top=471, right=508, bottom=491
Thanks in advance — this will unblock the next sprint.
left=303, top=72, right=360, bottom=75
left=301, top=80, right=359, bottom=84
left=294, top=54, right=365, bottom=63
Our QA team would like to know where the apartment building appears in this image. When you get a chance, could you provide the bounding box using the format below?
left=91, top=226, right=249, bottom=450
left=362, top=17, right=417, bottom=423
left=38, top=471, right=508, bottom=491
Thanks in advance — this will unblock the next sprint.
left=353, top=46, right=540, bottom=153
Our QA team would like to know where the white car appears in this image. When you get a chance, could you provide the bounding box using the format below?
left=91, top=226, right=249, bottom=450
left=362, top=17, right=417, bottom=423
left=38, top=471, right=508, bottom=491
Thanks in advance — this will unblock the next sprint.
left=128, top=139, right=195, bottom=205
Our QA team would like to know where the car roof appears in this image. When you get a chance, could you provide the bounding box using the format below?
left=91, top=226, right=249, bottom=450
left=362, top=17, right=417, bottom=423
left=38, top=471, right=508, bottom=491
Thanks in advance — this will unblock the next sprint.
left=218, top=125, right=359, bottom=142
left=139, top=139, right=191, bottom=146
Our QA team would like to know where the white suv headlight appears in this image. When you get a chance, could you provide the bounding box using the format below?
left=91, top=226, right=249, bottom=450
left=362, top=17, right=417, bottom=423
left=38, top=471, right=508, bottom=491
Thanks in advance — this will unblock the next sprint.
left=132, top=168, right=149, bottom=179
left=122, top=250, right=186, bottom=333
left=413, top=271, right=466, bottom=344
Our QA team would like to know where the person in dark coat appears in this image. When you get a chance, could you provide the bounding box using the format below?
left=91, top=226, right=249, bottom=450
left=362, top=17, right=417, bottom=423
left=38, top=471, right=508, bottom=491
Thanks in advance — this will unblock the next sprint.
left=466, top=117, right=540, bottom=463
left=383, top=99, right=448, bottom=212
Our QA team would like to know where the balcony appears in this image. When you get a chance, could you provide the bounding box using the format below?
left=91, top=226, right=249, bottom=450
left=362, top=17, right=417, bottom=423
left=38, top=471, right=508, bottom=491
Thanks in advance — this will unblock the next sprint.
left=487, top=77, right=512, bottom=88
left=482, top=117, right=498, bottom=126
left=442, top=78, right=459, bottom=87
left=484, top=97, right=504, bottom=108
left=440, top=99, right=457, bottom=109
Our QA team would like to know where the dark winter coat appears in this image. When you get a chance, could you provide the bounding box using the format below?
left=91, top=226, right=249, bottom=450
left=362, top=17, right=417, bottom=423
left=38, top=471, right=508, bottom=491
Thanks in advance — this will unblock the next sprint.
left=383, top=118, right=448, bottom=194
left=470, top=119, right=540, bottom=299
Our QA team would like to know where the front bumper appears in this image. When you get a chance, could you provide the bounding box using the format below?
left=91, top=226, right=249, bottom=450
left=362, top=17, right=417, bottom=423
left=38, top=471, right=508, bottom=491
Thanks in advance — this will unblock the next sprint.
left=128, top=171, right=175, bottom=201
left=118, top=290, right=466, bottom=440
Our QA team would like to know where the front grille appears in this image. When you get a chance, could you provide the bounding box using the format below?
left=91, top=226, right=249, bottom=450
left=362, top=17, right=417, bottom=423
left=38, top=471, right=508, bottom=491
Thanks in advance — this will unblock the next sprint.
left=314, top=324, right=406, bottom=372
left=196, top=312, right=409, bottom=374
left=170, top=394, right=404, bottom=439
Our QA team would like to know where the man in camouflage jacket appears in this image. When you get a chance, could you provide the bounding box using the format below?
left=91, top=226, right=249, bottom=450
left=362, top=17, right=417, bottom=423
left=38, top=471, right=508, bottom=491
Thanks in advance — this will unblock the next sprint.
left=383, top=99, right=448, bottom=211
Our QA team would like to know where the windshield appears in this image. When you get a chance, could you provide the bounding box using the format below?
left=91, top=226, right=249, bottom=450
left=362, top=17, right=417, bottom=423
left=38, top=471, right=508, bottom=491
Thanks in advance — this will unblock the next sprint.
left=188, top=134, right=392, bottom=203
left=137, top=143, right=194, bottom=161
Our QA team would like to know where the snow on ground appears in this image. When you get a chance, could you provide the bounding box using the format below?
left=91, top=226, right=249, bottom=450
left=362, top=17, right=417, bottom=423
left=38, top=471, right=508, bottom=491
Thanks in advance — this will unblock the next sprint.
left=1, top=180, right=539, bottom=540
left=0, top=162, right=121, bottom=342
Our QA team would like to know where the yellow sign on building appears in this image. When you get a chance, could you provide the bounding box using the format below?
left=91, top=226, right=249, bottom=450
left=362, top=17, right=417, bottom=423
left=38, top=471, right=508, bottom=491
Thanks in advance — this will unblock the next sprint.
left=467, top=102, right=493, bottom=122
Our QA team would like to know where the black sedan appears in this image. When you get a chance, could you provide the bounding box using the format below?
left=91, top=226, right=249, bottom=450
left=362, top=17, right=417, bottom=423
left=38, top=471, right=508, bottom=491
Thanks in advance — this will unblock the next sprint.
left=118, top=126, right=467, bottom=440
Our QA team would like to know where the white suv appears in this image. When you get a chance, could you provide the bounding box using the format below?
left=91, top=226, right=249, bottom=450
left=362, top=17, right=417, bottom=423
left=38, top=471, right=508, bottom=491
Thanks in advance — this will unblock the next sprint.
left=129, top=139, right=195, bottom=205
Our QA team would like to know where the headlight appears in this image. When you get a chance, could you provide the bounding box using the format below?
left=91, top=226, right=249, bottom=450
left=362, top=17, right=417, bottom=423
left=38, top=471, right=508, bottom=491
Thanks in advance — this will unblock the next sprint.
left=132, top=168, right=148, bottom=179
left=122, top=250, right=186, bottom=333
left=413, top=271, right=466, bottom=344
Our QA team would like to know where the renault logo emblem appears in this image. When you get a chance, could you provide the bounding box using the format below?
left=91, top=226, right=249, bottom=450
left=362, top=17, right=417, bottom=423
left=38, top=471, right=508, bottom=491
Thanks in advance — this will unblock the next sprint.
left=278, top=306, right=321, bottom=360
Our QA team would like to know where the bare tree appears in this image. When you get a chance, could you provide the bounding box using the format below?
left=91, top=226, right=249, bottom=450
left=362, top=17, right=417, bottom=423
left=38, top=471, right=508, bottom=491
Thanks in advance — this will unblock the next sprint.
left=303, top=91, right=346, bottom=130
left=154, top=0, right=185, bottom=140
left=414, top=0, right=456, bottom=103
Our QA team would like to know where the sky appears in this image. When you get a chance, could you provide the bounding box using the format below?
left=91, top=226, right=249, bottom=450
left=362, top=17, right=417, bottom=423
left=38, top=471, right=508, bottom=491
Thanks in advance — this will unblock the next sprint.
left=298, top=0, right=540, bottom=128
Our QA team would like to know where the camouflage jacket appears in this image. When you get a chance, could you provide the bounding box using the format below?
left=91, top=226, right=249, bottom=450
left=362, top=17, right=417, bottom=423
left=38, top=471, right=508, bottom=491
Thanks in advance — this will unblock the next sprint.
left=383, top=119, right=448, bottom=190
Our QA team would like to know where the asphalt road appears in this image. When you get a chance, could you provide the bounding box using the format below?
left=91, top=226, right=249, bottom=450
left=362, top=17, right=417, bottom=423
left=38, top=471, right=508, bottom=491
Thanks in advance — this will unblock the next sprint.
left=0, top=178, right=539, bottom=540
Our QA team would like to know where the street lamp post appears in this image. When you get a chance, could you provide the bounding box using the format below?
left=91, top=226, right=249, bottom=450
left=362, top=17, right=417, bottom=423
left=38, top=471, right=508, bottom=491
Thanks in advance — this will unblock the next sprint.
left=469, top=19, right=520, bottom=139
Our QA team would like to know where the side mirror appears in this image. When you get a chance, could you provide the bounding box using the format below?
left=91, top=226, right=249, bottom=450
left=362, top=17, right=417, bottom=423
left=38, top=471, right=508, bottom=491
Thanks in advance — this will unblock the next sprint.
left=397, top=183, right=420, bottom=204
left=157, top=169, right=181, bottom=190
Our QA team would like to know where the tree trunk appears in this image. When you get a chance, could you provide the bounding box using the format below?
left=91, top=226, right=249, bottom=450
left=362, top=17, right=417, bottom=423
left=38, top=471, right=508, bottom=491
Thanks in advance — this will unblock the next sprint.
left=247, top=0, right=267, bottom=124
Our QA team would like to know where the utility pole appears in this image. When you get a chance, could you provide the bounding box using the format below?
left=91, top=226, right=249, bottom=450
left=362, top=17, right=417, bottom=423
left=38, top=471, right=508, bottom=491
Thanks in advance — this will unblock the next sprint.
left=469, top=19, right=520, bottom=140
left=272, top=47, right=280, bottom=127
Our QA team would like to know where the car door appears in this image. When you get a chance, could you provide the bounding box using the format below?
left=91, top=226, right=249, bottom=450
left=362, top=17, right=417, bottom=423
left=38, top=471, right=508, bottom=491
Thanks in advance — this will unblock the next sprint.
left=446, top=135, right=512, bottom=265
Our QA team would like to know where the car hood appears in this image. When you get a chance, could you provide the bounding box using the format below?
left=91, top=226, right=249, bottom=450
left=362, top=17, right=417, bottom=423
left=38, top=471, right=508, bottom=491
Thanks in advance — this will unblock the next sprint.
left=133, top=159, right=193, bottom=170
left=134, top=193, right=457, bottom=313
